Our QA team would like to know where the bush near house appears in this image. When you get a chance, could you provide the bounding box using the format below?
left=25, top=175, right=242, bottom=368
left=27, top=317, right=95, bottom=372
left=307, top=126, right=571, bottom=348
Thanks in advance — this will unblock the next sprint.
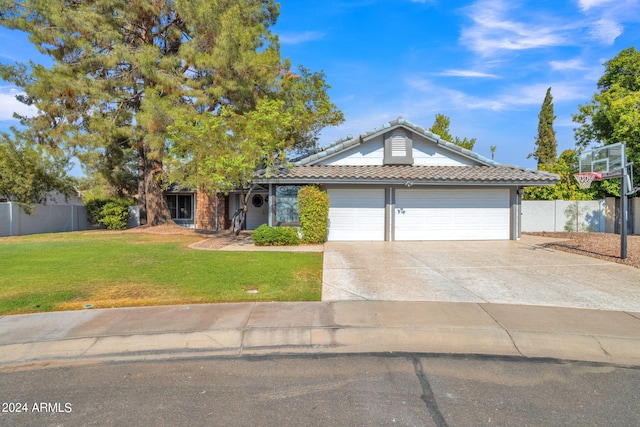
left=297, top=186, right=330, bottom=244
left=85, top=198, right=132, bottom=230
left=253, top=224, right=300, bottom=246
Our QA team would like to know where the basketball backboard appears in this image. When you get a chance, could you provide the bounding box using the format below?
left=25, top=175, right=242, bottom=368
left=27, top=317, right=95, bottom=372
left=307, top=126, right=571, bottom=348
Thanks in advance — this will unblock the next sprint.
left=578, top=143, right=624, bottom=178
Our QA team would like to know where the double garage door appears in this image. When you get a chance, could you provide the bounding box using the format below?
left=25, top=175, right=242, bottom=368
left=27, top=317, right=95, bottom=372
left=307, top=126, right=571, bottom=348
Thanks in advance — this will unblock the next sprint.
left=327, top=188, right=510, bottom=241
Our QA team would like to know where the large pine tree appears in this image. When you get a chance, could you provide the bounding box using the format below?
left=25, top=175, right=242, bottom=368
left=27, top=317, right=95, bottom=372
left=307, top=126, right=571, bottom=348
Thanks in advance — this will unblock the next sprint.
left=0, top=0, right=342, bottom=225
left=529, top=87, right=557, bottom=167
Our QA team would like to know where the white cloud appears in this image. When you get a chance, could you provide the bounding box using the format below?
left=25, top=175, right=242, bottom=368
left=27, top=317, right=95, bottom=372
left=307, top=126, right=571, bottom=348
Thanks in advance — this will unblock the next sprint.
left=549, top=58, right=587, bottom=71
left=278, top=31, right=325, bottom=45
left=498, top=83, right=588, bottom=107
left=405, top=77, right=589, bottom=112
left=405, top=76, right=505, bottom=110
left=461, top=0, right=569, bottom=56
left=437, top=69, right=499, bottom=78
left=589, top=18, right=623, bottom=44
left=578, top=0, right=616, bottom=12
left=0, top=87, right=36, bottom=121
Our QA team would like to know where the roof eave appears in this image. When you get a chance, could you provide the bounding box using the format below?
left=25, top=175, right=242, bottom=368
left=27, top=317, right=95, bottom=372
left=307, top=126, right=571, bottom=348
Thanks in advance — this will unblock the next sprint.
left=252, top=177, right=559, bottom=186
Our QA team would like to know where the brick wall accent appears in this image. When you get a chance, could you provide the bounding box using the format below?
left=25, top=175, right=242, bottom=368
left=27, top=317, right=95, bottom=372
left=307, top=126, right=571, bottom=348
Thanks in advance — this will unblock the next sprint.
left=195, top=190, right=229, bottom=231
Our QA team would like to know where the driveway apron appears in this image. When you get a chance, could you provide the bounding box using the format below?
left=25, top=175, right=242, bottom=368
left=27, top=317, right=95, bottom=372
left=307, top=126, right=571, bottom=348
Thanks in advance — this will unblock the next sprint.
left=321, top=236, right=640, bottom=311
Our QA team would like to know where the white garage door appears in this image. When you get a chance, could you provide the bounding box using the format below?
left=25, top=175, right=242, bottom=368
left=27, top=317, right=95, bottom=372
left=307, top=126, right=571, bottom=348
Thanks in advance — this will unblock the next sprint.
left=327, top=189, right=385, bottom=241
left=395, top=188, right=510, bottom=241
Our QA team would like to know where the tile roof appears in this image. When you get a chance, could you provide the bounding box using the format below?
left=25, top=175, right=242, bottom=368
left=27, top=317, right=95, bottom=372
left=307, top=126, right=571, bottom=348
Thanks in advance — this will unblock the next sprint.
left=292, top=116, right=497, bottom=167
left=255, top=165, right=558, bottom=185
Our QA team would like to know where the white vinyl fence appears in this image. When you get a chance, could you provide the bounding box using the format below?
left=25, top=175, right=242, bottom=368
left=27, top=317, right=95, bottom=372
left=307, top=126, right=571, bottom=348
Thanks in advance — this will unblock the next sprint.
left=0, top=202, right=93, bottom=237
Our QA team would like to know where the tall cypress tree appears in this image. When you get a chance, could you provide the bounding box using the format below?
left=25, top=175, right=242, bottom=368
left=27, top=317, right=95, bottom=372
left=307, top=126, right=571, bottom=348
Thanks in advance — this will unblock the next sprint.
left=529, top=87, right=557, bottom=166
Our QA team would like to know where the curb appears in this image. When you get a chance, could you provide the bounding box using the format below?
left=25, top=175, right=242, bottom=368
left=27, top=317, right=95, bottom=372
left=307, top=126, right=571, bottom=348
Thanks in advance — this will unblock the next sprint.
left=1, top=302, right=640, bottom=369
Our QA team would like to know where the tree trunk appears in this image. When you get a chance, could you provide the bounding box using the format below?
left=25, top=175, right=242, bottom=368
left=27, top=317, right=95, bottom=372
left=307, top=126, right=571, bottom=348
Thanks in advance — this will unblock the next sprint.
left=137, top=145, right=148, bottom=225
left=144, top=155, right=173, bottom=226
left=238, top=186, right=255, bottom=234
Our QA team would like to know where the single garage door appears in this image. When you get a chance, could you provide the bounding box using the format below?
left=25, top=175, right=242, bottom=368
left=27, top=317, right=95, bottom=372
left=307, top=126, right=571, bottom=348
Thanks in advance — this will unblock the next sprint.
left=327, top=188, right=385, bottom=241
left=395, top=188, right=510, bottom=240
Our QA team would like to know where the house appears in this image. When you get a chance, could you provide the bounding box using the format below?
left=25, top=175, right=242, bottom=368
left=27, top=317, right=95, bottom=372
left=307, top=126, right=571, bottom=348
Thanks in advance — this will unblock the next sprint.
left=174, top=117, right=559, bottom=240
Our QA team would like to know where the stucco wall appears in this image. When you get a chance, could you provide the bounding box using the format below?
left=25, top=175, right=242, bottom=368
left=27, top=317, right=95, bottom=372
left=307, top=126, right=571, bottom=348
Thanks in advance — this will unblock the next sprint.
left=521, top=200, right=605, bottom=233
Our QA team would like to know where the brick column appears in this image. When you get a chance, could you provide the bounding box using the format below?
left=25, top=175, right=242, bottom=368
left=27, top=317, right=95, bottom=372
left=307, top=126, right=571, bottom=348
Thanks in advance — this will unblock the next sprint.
left=195, top=189, right=229, bottom=231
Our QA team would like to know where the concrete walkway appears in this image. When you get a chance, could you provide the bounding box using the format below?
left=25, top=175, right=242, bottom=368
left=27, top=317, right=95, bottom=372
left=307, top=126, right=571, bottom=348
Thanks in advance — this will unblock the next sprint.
left=1, top=301, right=640, bottom=369
left=322, top=236, right=640, bottom=311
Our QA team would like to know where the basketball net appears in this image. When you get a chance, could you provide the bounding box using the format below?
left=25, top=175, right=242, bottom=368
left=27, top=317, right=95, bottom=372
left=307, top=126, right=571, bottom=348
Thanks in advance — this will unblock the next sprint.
left=573, top=172, right=602, bottom=189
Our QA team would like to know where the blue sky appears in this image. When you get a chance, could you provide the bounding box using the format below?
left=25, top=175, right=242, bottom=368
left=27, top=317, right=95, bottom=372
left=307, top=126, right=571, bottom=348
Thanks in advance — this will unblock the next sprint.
left=1, top=0, right=639, bottom=172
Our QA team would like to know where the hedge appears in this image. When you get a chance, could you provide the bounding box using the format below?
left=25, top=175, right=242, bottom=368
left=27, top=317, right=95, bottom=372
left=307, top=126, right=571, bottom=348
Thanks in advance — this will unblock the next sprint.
left=253, top=224, right=300, bottom=246
left=297, top=186, right=330, bottom=244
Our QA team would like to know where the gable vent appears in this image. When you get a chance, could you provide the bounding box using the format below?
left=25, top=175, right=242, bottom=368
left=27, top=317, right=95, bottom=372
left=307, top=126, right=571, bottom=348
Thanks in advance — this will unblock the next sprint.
left=384, top=129, right=413, bottom=165
left=391, top=136, right=406, bottom=157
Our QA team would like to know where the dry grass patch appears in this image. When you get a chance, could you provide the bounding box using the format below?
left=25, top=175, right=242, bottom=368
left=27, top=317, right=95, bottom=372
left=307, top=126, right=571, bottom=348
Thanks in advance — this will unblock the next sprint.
left=54, top=283, right=195, bottom=311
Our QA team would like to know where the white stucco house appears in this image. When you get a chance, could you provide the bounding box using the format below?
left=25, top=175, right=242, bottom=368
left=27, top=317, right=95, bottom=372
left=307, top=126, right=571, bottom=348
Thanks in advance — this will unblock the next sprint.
left=247, top=117, right=559, bottom=241
left=174, top=117, right=559, bottom=240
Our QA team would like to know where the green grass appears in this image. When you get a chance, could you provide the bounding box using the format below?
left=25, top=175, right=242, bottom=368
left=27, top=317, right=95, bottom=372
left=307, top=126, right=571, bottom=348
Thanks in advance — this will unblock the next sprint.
left=0, top=232, right=323, bottom=315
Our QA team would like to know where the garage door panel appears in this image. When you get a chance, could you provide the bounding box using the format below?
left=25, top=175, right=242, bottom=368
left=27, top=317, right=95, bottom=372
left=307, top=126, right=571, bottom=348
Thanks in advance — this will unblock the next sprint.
left=395, top=189, right=510, bottom=241
left=327, top=189, right=385, bottom=241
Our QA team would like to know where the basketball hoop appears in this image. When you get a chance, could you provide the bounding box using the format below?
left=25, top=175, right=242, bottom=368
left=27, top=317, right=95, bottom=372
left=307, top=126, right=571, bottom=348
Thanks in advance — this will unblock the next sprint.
left=573, top=172, right=602, bottom=189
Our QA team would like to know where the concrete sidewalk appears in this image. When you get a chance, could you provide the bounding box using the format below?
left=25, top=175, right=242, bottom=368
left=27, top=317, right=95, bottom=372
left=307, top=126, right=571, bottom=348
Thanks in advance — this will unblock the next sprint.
left=1, top=301, right=640, bottom=369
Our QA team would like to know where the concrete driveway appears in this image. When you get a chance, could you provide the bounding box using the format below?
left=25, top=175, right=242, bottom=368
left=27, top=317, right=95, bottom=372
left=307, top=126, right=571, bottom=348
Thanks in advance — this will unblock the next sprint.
left=322, top=235, right=640, bottom=311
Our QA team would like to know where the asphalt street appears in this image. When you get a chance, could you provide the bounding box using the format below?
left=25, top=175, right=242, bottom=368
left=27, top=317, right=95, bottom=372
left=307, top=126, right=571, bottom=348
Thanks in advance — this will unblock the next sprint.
left=1, top=354, right=639, bottom=427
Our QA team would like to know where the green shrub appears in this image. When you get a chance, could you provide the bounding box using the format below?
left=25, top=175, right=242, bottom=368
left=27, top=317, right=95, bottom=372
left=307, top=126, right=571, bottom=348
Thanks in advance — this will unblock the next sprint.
left=297, top=186, right=330, bottom=244
left=85, top=198, right=131, bottom=229
left=253, top=224, right=300, bottom=246
left=85, top=198, right=112, bottom=225
left=98, top=202, right=130, bottom=230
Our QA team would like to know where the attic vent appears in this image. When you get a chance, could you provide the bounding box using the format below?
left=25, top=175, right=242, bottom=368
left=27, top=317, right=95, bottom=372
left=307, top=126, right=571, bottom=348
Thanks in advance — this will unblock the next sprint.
left=384, top=130, right=413, bottom=165
left=391, top=136, right=406, bottom=157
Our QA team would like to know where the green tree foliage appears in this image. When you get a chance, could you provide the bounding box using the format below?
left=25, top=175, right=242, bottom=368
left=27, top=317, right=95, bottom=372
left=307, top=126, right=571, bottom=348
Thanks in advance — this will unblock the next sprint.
left=0, top=0, right=343, bottom=227
left=524, top=150, right=599, bottom=200
left=297, top=185, right=330, bottom=244
left=0, top=130, right=75, bottom=213
left=81, top=138, right=138, bottom=199
left=167, top=66, right=342, bottom=231
left=429, top=114, right=476, bottom=150
left=529, top=87, right=557, bottom=166
left=573, top=47, right=640, bottom=175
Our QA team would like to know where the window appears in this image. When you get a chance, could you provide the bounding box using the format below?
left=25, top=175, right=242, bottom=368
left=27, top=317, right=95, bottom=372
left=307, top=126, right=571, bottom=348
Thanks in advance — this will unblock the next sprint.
left=275, top=185, right=301, bottom=224
left=167, top=194, right=193, bottom=220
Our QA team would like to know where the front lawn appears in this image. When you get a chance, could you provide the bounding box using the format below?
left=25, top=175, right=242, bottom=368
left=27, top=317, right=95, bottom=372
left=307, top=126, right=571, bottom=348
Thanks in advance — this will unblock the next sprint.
left=0, top=232, right=323, bottom=315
